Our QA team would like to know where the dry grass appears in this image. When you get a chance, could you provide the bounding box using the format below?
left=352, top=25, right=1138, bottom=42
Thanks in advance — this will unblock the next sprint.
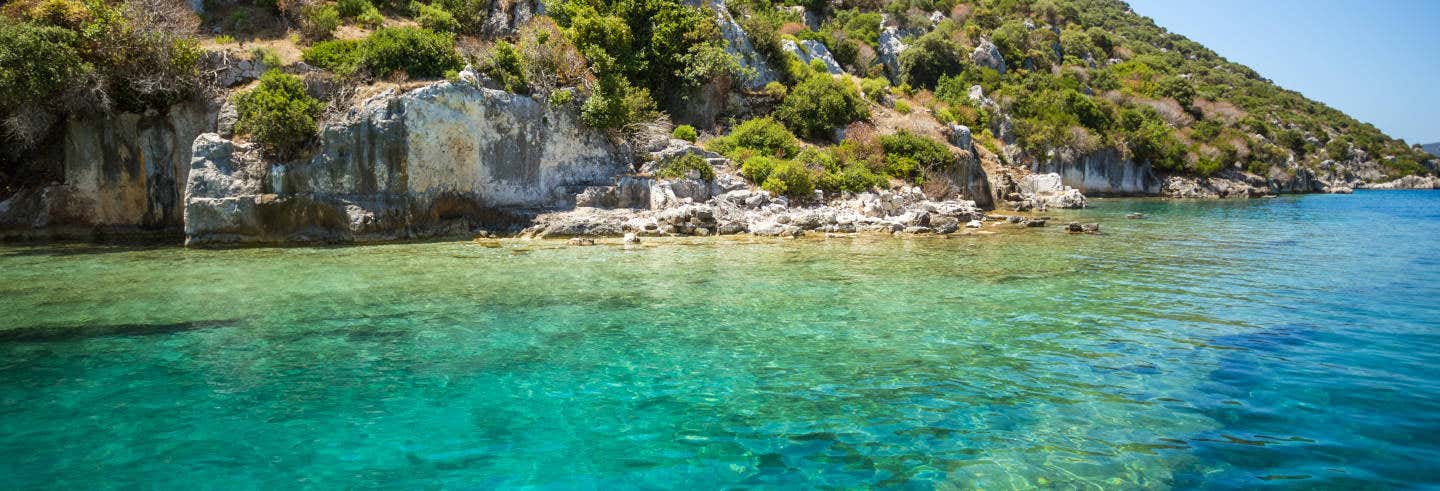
left=1194, top=98, right=1246, bottom=125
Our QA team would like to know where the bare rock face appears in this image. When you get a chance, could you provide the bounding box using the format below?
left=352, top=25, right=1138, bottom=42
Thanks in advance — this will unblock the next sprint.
left=782, top=39, right=844, bottom=75
left=1033, top=148, right=1162, bottom=196
left=1018, top=173, right=1087, bottom=209
left=971, top=39, right=1007, bottom=75
left=183, top=81, right=630, bottom=245
left=1368, top=175, right=1440, bottom=189
left=710, top=0, right=778, bottom=90
left=877, top=23, right=908, bottom=82
left=1, top=101, right=215, bottom=240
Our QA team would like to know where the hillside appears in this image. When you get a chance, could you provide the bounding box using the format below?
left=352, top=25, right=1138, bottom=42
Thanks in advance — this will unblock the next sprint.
left=1423, top=142, right=1440, bottom=158
left=1, top=0, right=1438, bottom=235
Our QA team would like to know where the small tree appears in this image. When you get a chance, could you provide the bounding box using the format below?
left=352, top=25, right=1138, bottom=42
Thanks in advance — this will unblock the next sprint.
left=234, top=70, right=324, bottom=160
left=776, top=74, right=868, bottom=140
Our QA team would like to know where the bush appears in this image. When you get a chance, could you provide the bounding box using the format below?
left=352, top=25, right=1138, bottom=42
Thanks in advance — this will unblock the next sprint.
left=482, top=41, right=528, bottom=93
left=763, top=81, right=788, bottom=100
left=740, top=155, right=780, bottom=184
left=655, top=153, right=715, bottom=180
left=860, top=76, right=889, bottom=100
left=817, top=163, right=886, bottom=194
left=709, top=117, right=800, bottom=158
left=300, top=4, right=341, bottom=39
left=0, top=21, right=84, bottom=110
left=672, top=124, right=697, bottom=142
left=776, top=74, right=868, bottom=140
left=548, top=88, right=574, bottom=106
left=411, top=1, right=459, bottom=32
left=761, top=159, right=814, bottom=198
left=432, top=0, right=487, bottom=33
left=893, top=100, right=911, bottom=114
left=880, top=130, right=953, bottom=180
left=580, top=74, right=655, bottom=129
left=337, top=0, right=374, bottom=17
left=302, top=39, right=362, bottom=74
left=357, top=27, right=463, bottom=79
left=897, top=31, right=966, bottom=89
left=233, top=70, right=324, bottom=159
left=250, top=47, right=281, bottom=68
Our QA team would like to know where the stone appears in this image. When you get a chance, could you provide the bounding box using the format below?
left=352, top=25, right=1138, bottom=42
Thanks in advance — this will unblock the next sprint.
left=711, top=0, right=778, bottom=90
left=965, top=219, right=983, bottom=228
left=623, top=232, right=640, bottom=243
left=1126, top=213, right=1146, bottom=219
left=971, top=40, right=1007, bottom=75
left=947, top=124, right=972, bottom=150
left=1023, top=219, right=1046, bottom=227
left=568, top=237, right=596, bottom=246
left=184, top=81, right=629, bottom=245
left=1082, top=223, right=1100, bottom=233
left=780, top=39, right=845, bottom=75
left=903, top=226, right=932, bottom=234
left=877, top=25, right=908, bottom=81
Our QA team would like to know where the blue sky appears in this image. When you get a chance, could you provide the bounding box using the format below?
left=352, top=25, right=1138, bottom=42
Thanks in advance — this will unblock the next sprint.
left=1125, top=0, right=1440, bottom=144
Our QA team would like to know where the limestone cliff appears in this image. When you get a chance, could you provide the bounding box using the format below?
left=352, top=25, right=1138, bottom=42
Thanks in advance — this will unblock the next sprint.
left=0, top=101, right=215, bottom=240
left=184, top=81, right=630, bottom=245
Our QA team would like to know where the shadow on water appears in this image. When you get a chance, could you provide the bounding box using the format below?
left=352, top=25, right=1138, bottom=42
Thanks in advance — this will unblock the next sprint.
left=0, top=319, right=240, bottom=343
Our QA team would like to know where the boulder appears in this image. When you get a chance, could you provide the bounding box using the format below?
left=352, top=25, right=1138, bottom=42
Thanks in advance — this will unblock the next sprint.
left=971, top=40, right=1007, bottom=75
left=878, top=25, right=908, bottom=81
left=947, top=124, right=972, bottom=150
left=711, top=0, right=778, bottom=90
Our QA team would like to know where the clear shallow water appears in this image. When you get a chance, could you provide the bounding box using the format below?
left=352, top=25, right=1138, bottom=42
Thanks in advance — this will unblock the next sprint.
left=1, top=191, right=1438, bottom=489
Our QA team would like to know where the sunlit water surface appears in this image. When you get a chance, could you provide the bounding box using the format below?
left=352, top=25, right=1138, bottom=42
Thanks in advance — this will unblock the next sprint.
left=2, top=191, right=1438, bottom=489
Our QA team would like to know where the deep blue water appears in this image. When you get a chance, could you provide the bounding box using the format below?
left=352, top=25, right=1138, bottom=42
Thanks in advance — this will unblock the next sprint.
left=0, top=190, right=1437, bottom=488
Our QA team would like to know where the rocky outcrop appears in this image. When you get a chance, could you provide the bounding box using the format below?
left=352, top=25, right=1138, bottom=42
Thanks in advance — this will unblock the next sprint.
left=781, top=39, right=844, bottom=75
left=1032, top=148, right=1163, bottom=196
left=1, top=101, right=215, bottom=240
left=1362, top=175, right=1440, bottom=189
left=481, top=0, right=538, bottom=37
left=710, top=0, right=778, bottom=90
left=1017, top=173, right=1086, bottom=209
left=183, top=80, right=630, bottom=245
left=877, top=23, right=908, bottom=82
left=971, top=39, right=1006, bottom=75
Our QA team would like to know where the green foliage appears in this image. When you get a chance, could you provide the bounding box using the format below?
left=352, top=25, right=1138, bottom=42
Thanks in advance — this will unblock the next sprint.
left=483, top=41, right=529, bottom=93
left=893, top=100, right=912, bottom=114
left=410, top=2, right=459, bottom=32
left=776, top=74, right=868, bottom=140
left=763, top=81, right=788, bottom=100
left=337, top=0, right=374, bottom=18
left=302, top=39, right=362, bottom=74
left=672, top=124, right=697, bottom=142
left=897, top=30, right=966, bottom=89
left=579, top=74, right=655, bottom=129
left=300, top=4, right=341, bottom=40
left=0, top=21, right=85, bottom=109
left=233, top=70, right=324, bottom=159
left=655, top=153, right=715, bottom=180
left=548, top=88, right=575, bottom=106
left=250, top=47, right=281, bottom=68
left=860, top=77, right=890, bottom=100
left=709, top=117, right=800, bottom=158
left=357, top=27, right=464, bottom=79
left=880, top=130, right=953, bottom=180
left=761, top=159, right=814, bottom=198
left=740, top=155, right=780, bottom=184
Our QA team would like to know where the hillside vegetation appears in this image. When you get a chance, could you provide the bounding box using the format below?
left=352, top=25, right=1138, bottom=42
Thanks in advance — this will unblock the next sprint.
left=1, top=0, right=1434, bottom=196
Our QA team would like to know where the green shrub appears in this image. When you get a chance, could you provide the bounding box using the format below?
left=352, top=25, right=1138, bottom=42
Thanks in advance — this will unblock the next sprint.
left=302, top=39, right=362, bottom=75
left=233, top=70, right=324, bottom=159
left=411, top=1, right=459, bottom=32
left=300, top=4, right=341, bottom=40
left=432, top=0, right=488, bottom=33
left=580, top=74, right=655, bottom=129
left=818, top=163, right=886, bottom=194
left=483, top=41, right=528, bottom=93
left=548, top=88, right=575, bottom=106
left=655, top=153, right=715, bottom=181
left=893, top=100, right=911, bottom=114
left=897, top=31, right=966, bottom=89
left=740, top=155, right=781, bottom=184
left=880, top=130, right=953, bottom=180
left=860, top=76, right=889, bottom=100
left=763, top=81, right=788, bottom=100
left=0, top=21, right=84, bottom=110
left=357, top=27, right=463, bottom=79
left=672, top=124, right=697, bottom=142
left=776, top=74, right=868, bottom=140
left=710, top=117, right=800, bottom=158
left=337, top=0, right=374, bottom=18
left=250, top=47, right=281, bottom=68
left=356, top=8, right=384, bottom=27
left=761, top=159, right=814, bottom=198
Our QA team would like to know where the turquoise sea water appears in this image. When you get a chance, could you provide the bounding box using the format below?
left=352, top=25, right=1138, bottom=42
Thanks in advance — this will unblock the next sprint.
left=1, top=191, right=1438, bottom=489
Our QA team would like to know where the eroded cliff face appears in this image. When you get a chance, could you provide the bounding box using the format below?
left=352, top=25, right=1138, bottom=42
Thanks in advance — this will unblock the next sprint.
left=184, top=81, right=630, bottom=245
left=0, top=101, right=215, bottom=239
left=1031, top=148, right=1163, bottom=196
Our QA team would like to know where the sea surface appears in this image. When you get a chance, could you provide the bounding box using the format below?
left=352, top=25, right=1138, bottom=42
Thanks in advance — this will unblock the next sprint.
left=1, top=191, right=1438, bottom=489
